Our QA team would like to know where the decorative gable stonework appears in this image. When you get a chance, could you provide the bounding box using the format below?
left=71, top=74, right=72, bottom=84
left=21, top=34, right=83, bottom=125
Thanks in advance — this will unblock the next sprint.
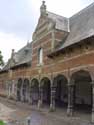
left=32, top=1, right=69, bottom=51
left=31, top=1, right=70, bottom=69
left=32, top=16, right=50, bottom=41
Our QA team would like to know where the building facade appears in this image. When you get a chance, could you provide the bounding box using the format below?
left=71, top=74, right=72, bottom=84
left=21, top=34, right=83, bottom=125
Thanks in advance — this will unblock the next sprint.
left=0, top=1, right=94, bottom=122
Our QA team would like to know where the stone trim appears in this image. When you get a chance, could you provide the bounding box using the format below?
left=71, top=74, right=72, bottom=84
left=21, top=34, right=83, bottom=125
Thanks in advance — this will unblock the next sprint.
left=33, top=30, right=52, bottom=43
left=26, top=64, right=94, bottom=78
left=91, top=81, right=94, bottom=86
left=57, top=50, right=94, bottom=63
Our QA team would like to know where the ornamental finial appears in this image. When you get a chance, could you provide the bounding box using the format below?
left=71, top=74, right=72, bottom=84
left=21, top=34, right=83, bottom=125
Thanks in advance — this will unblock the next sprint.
left=40, top=1, right=47, bottom=16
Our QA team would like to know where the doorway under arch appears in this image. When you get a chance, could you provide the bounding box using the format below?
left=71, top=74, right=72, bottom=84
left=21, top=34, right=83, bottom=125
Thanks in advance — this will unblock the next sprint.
left=40, top=77, right=51, bottom=106
left=30, top=78, right=39, bottom=104
left=22, top=79, right=30, bottom=102
left=71, top=70, right=92, bottom=113
left=17, top=78, right=23, bottom=101
left=53, top=74, right=68, bottom=108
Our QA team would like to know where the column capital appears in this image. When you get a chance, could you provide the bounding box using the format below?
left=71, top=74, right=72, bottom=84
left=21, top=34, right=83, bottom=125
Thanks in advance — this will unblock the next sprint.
left=91, top=80, right=94, bottom=86
left=51, top=85, right=56, bottom=88
left=68, top=78, right=75, bottom=86
left=67, top=83, right=75, bottom=87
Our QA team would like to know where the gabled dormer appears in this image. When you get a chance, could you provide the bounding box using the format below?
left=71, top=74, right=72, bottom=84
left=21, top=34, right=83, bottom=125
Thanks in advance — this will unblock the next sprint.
left=32, top=1, right=70, bottom=51
left=32, top=1, right=70, bottom=67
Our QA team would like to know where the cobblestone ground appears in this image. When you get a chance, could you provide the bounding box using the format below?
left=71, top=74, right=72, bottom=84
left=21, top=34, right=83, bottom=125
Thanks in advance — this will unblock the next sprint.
left=0, top=97, right=93, bottom=125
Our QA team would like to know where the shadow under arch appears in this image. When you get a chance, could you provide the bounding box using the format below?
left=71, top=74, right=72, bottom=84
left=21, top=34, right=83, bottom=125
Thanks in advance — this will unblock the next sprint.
left=70, top=70, right=92, bottom=113
left=17, top=78, right=23, bottom=101
left=53, top=74, right=68, bottom=108
left=22, top=78, right=30, bottom=102
left=30, top=78, right=39, bottom=104
left=40, top=77, right=51, bottom=106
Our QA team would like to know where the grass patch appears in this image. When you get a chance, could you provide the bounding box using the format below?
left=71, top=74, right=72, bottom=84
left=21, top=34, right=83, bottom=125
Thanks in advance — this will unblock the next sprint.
left=0, top=120, right=5, bottom=125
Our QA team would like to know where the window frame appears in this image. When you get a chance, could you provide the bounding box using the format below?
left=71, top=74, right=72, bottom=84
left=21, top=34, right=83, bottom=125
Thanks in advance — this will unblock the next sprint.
left=38, top=47, right=43, bottom=65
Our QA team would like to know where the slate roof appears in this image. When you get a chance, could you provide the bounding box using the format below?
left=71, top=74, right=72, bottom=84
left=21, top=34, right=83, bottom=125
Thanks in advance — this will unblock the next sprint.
left=1, top=42, right=32, bottom=72
left=14, top=42, right=32, bottom=66
left=59, top=2, right=94, bottom=50
left=47, top=11, right=69, bottom=32
left=2, top=59, right=12, bottom=71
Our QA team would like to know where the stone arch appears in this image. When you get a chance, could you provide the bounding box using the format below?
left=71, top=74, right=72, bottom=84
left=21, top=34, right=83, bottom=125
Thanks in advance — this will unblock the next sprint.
left=22, top=78, right=30, bottom=102
left=31, top=78, right=39, bottom=87
left=40, top=77, right=51, bottom=105
left=70, top=70, right=92, bottom=113
left=30, top=78, right=39, bottom=104
left=53, top=74, right=68, bottom=108
left=17, top=78, right=23, bottom=101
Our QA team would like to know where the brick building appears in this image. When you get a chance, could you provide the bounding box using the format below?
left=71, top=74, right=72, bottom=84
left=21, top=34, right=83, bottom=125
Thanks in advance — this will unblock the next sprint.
left=0, top=1, right=94, bottom=122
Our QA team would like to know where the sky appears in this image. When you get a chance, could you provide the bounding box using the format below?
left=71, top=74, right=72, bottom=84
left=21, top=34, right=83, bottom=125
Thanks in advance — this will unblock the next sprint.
left=0, top=0, right=94, bottom=62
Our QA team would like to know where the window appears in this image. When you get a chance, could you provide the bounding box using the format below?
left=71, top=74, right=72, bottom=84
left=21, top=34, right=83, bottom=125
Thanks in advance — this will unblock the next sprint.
left=38, top=48, right=43, bottom=64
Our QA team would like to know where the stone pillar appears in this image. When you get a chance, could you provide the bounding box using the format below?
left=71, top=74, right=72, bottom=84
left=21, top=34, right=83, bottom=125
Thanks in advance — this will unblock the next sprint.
left=50, top=84, right=56, bottom=111
left=26, top=87, right=29, bottom=102
left=67, top=80, right=75, bottom=116
left=12, top=81, right=15, bottom=94
left=23, top=88, right=26, bottom=102
left=5, top=81, right=9, bottom=97
left=8, top=84, right=11, bottom=98
left=21, top=85, right=24, bottom=102
left=38, top=84, right=43, bottom=109
left=14, top=83, right=17, bottom=101
left=91, top=80, right=94, bottom=122
left=14, top=81, right=17, bottom=101
left=28, top=88, right=31, bottom=104
left=29, top=87, right=33, bottom=104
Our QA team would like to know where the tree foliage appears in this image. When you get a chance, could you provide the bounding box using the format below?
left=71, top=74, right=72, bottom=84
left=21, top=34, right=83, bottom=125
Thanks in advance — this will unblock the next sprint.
left=0, top=50, right=4, bottom=67
left=0, top=120, right=5, bottom=125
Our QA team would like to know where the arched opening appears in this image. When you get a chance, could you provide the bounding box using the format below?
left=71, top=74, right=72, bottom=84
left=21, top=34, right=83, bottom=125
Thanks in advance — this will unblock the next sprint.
left=22, top=79, right=30, bottom=102
left=40, top=77, right=51, bottom=106
left=17, top=78, right=23, bottom=101
left=54, top=74, right=68, bottom=108
left=30, top=79, right=39, bottom=104
left=71, top=70, right=92, bottom=113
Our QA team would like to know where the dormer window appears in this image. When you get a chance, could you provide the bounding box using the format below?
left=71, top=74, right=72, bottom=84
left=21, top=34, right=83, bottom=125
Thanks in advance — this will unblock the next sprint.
left=38, top=48, right=43, bottom=65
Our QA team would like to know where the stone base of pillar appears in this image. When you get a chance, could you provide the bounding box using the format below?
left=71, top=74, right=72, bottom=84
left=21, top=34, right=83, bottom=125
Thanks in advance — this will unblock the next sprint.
left=28, top=100, right=32, bottom=105
left=14, top=95, right=17, bottom=101
left=67, top=106, right=73, bottom=116
left=38, top=100, right=43, bottom=109
left=92, top=113, right=94, bottom=123
left=29, top=99, right=34, bottom=105
left=92, top=109, right=94, bottom=123
left=21, top=96, right=24, bottom=102
left=49, top=103, right=55, bottom=112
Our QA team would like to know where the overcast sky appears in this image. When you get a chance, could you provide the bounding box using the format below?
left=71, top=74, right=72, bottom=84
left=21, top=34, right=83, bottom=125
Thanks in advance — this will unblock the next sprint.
left=0, top=0, right=94, bottom=62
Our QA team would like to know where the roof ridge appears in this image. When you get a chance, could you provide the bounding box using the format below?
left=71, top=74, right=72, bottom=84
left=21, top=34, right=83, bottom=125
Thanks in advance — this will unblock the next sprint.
left=47, top=11, right=68, bottom=19
left=70, top=2, right=94, bottom=20
left=16, top=41, right=32, bottom=53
